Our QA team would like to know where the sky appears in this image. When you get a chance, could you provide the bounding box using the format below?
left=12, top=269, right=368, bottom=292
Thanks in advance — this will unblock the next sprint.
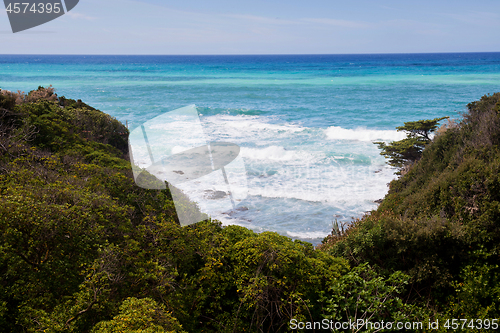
left=1, top=0, right=500, bottom=54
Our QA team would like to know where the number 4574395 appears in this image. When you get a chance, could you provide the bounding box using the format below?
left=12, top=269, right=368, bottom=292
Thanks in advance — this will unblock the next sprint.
left=444, top=319, right=498, bottom=330
left=6, top=2, right=62, bottom=14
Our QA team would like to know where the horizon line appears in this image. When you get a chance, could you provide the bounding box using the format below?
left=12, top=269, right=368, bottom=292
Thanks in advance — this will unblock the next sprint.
left=1, top=51, right=500, bottom=57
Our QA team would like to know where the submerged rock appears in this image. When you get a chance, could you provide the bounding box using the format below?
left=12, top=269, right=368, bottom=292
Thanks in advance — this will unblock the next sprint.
left=204, top=190, right=227, bottom=199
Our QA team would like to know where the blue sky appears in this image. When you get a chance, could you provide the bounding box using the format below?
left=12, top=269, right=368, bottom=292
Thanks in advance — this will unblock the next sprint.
left=1, top=0, right=499, bottom=54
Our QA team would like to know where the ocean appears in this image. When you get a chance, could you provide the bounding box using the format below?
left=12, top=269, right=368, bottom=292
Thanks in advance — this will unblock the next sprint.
left=1, top=53, right=500, bottom=245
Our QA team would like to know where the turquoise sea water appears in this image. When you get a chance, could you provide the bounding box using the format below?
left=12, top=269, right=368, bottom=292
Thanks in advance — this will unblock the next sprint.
left=1, top=53, right=500, bottom=245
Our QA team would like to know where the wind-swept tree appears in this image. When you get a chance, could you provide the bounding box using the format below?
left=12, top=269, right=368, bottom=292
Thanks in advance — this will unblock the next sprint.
left=374, top=117, right=448, bottom=169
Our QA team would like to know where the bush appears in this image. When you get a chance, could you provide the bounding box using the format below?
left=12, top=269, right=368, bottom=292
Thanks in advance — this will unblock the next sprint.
left=92, top=298, right=187, bottom=333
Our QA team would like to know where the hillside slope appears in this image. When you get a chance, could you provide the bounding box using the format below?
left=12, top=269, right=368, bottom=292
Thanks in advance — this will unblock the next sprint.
left=323, top=92, right=500, bottom=321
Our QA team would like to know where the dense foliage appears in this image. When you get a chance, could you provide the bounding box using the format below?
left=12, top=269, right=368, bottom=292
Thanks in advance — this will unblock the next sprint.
left=2, top=86, right=499, bottom=332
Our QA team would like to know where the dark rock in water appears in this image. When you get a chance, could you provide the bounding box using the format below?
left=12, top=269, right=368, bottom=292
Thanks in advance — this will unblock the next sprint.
left=224, top=206, right=249, bottom=217
left=258, top=170, right=278, bottom=178
left=374, top=169, right=382, bottom=173
left=374, top=199, right=383, bottom=204
left=204, top=190, right=227, bottom=199
left=173, top=170, right=184, bottom=175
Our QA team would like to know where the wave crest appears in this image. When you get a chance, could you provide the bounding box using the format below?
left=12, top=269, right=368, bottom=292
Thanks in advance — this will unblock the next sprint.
left=325, top=126, right=406, bottom=142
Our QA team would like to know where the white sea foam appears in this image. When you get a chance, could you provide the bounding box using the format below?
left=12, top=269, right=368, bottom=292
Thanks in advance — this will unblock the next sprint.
left=286, top=230, right=331, bottom=240
left=214, top=115, right=304, bottom=132
left=240, top=146, right=314, bottom=162
left=325, top=126, right=406, bottom=142
left=244, top=164, right=392, bottom=206
left=201, top=114, right=307, bottom=143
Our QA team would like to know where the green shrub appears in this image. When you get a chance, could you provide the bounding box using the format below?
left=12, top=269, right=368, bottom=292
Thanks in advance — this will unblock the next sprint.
left=92, top=298, right=187, bottom=333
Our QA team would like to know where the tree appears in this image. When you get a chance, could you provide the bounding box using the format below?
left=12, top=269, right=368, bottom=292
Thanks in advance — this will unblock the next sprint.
left=374, top=117, right=448, bottom=169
